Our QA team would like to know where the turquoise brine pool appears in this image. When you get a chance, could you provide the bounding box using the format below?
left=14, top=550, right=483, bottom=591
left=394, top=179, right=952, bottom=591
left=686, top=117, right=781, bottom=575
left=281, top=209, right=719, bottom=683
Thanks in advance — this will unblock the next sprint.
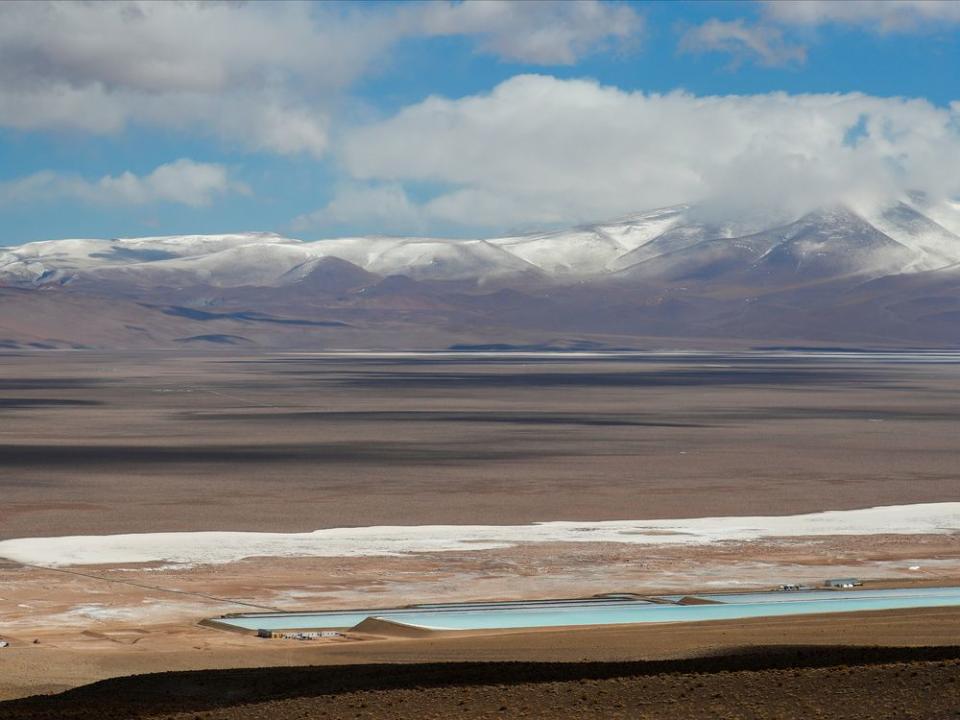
left=214, top=586, right=960, bottom=632
left=216, top=597, right=662, bottom=631
left=657, top=586, right=960, bottom=604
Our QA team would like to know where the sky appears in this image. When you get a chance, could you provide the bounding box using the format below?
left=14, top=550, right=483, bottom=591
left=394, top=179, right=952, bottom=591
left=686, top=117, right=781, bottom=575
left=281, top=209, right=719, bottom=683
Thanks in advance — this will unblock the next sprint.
left=1, top=0, right=959, bottom=245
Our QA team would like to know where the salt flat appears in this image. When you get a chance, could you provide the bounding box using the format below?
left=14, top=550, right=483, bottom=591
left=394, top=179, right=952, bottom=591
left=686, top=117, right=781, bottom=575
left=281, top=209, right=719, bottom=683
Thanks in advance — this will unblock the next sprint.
left=2, top=503, right=958, bottom=567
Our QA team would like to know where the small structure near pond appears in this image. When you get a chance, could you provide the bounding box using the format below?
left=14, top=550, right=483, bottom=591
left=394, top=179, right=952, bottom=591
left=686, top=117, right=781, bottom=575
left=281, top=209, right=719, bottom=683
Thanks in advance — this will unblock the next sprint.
left=824, top=578, right=862, bottom=589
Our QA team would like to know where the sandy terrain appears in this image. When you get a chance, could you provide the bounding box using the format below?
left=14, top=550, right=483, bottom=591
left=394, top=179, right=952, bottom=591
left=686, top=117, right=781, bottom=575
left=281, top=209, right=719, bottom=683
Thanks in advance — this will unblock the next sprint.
left=1, top=351, right=958, bottom=713
left=2, top=532, right=958, bottom=651
left=2, top=619, right=960, bottom=718
left=2, top=351, right=960, bottom=537
left=1, top=539, right=958, bottom=701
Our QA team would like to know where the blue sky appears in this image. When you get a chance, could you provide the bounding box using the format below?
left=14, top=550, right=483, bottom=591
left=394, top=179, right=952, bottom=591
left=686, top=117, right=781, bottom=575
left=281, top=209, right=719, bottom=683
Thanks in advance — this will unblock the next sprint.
left=1, top=0, right=959, bottom=245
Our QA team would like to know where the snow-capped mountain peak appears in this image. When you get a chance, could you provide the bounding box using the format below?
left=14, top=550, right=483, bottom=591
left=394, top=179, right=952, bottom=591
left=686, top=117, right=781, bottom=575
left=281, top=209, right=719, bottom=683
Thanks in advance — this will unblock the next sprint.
left=3, top=199, right=960, bottom=290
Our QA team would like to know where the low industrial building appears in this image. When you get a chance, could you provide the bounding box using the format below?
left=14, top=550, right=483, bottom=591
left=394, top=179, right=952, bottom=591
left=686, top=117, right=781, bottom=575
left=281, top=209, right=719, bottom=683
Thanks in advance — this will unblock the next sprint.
left=824, top=578, right=862, bottom=589
left=257, top=629, right=345, bottom=640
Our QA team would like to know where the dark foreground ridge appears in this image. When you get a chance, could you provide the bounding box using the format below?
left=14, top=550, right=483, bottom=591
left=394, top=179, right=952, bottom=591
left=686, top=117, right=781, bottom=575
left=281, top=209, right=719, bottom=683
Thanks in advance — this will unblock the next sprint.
left=2, top=645, right=959, bottom=719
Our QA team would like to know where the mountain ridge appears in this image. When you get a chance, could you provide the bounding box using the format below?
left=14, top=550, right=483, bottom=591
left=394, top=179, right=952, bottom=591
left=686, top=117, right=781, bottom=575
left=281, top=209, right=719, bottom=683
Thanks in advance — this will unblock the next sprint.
left=3, top=198, right=960, bottom=349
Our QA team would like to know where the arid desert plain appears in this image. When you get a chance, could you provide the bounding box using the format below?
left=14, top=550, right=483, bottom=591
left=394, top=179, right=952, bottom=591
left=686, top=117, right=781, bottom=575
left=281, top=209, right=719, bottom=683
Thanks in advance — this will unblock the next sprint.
left=1, top=349, right=959, bottom=718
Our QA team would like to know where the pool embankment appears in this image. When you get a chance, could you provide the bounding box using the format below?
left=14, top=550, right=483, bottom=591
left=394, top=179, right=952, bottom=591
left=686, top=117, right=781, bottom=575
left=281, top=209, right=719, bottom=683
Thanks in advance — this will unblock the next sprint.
left=351, top=617, right=440, bottom=638
left=675, top=596, right=724, bottom=605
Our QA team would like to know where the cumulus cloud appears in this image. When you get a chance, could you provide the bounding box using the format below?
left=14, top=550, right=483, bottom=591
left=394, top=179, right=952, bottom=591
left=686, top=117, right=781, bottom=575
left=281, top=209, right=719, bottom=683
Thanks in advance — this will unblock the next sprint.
left=416, top=0, right=641, bottom=64
left=763, top=0, right=960, bottom=32
left=679, top=19, right=806, bottom=67
left=0, top=159, right=247, bottom=208
left=0, top=1, right=639, bottom=156
left=302, top=75, right=960, bottom=233
left=0, top=1, right=345, bottom=155
left=292, top=183, right=428, bottom=235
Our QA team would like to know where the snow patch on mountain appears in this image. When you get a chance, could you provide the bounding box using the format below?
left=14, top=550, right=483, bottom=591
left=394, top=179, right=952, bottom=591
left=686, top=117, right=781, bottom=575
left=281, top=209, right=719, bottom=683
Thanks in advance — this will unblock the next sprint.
left=3, top=199, right=959, bottom=288
left=365, top=239, right=540, bottom=281
left=866, top=203, right=960, bottom=271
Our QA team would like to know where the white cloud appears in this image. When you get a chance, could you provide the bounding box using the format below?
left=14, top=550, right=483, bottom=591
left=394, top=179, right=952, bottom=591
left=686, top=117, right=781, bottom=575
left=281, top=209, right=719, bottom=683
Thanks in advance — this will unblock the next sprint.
left=314, top=75, right=960, bottom=232
left=417, top=0, right=641, bottom=65
left=0, top=159, right=247, bottom=208
left=763, top=0, right=960, bottom=32
left=0, top=1, right=640, bottom=156
left=0, top=1, right=346, bottom=155
left=679, top=19, right=806, bottom=67
left=292, top=183, right=428, bottom=235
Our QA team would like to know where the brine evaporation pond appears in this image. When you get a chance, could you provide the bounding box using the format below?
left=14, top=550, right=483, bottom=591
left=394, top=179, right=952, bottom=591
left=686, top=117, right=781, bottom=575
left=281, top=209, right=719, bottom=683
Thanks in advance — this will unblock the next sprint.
left=212, top=586, right=960, bottom=633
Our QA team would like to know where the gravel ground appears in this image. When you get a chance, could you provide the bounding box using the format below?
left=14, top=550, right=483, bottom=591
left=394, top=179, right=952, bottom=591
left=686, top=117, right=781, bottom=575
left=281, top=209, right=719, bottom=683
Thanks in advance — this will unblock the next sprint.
left=2, top=646, right=958, bottom=720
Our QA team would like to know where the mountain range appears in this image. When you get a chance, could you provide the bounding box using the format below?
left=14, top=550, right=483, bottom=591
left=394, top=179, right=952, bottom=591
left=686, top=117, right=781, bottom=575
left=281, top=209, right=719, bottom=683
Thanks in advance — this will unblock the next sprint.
left=3, top=198, right=960, bottom=349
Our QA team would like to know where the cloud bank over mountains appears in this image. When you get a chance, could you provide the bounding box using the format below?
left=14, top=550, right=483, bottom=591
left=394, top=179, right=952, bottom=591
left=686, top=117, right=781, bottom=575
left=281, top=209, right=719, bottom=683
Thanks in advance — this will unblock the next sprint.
left=1, top=1, right=958, bottom=239
left=303, top=76, right=960, bottom=232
